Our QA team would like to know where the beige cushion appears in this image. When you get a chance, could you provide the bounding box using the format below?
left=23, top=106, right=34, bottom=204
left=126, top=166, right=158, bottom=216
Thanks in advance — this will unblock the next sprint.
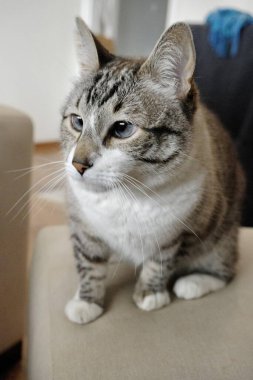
left=28, top=226, right=253, bottom=380
left=0, top=105, right=33, bottom=354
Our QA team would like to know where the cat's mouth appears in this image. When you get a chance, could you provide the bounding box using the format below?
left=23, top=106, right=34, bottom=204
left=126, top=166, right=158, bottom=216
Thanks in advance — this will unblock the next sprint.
left=65, top=148, right=154, bottom=195
left=80, top=175, right=119, bottom=193
left=66, top=165, right=122, bottom=193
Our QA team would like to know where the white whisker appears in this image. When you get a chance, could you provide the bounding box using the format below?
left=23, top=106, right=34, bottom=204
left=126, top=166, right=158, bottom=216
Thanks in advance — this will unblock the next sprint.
left=120, top=181, right=145, bottom=269
left=22, top=173, right=66, bottom=221
left=7, top=167, right=65, bottom=218
left=122, top=173, right=206, bottom=251
left=110, top=182, right=128, bottom=279
left=122, top=177, right=162, bottom=273
left=11, top=171, right=66, bottom=222
left=6, top=160, right=65, bottom=174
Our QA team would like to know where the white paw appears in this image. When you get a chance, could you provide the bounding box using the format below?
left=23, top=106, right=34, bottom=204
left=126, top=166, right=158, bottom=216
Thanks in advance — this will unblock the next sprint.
left=173, top=274, right=225, bottom=300
left=65, top=298, right=103, bottom=324
left=133, top=290, right=170, bottom=311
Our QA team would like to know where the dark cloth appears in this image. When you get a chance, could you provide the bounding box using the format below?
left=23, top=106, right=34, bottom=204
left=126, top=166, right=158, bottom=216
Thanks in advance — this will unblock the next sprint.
left=191, top=24, right=253, bottom=227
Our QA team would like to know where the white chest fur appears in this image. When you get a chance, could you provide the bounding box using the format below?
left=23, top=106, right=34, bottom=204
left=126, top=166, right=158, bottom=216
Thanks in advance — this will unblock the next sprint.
left=68, top=170, right=205, bottom=265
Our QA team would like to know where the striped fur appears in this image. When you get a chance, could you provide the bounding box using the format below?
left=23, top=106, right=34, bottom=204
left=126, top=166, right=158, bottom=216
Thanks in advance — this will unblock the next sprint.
left=62, top=19, right=245, bottom=324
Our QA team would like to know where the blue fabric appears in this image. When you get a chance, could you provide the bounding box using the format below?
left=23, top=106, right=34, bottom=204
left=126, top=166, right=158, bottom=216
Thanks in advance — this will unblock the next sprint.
left=206, top=9, right=253, bottom=58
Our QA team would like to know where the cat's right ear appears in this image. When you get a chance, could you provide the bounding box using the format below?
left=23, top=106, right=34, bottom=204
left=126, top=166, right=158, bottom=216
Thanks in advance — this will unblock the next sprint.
left=75, top=17, right=114, bottom=73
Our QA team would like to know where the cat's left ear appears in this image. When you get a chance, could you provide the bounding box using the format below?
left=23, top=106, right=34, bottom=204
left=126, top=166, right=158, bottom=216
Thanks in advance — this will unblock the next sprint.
left=75, top=17, right=114, bottom=73
left=141, top=23, right=196, bottom=98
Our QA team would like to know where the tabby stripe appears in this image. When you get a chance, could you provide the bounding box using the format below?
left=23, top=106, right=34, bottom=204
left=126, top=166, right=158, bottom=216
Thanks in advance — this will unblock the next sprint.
left=72, top=233, right=101, bottom=251
left=74, top=245, right=106, bottom=264
left=80, top=271, right=88, bottom=279
left=113, top=101, right=123, bottom=113
left=80, top=289, right=93, bottom=296
left=81, top=250, right=106, bottom=263
left=98, top=80, right=121, bottom=107
left=143, top=126, right=182, bottom=136
left=86, top=71, right=104, bottom=104
left=74, top=246, right=93, bottom=263
left=137, top=151, right=179, bottom=164
left=146, top=283, right=166, bottom=292
left=161, top=236, right=181, bottom=251
left=79, top=295, right=93, bottom=303
left=77, top=265, right=93, bottom=272
left=90, top=71, right=112, bottom=105
left=69, top=215, right=80, bottom=224
left=71, top=234, right=86, bottom=252
left=89, top=275, right=106, bottom=281
left=76, top=92, right=83, bottom=108
left=76, top=263, right=93, bottom=275
left=76, top=74, right=104, bottom=108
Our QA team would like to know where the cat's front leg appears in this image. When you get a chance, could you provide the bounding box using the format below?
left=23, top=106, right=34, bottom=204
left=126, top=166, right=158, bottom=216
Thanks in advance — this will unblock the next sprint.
left=133, top=242, right=180, bottom=311
left=65, top=227, right=108, bottom=324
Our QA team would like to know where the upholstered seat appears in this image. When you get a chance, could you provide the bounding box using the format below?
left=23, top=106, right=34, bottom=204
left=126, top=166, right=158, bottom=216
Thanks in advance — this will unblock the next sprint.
left=0, top=105, right=32, bottom=370
left=28, top=226, right=253, bottom=380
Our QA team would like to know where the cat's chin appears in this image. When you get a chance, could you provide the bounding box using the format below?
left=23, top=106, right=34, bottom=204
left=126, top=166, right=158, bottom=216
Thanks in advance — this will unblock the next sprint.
left=69, top=175, right=114, bottom=193
left=82, top=183, right=113, bottom=193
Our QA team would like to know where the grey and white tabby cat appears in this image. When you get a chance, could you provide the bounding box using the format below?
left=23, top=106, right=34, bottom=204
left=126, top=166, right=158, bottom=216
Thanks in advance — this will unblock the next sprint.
left=61, top=18, right=245, bottom=324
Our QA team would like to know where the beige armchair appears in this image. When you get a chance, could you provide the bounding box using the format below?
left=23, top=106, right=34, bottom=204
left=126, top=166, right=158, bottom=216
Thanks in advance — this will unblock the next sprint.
left=28, top=226, right=253, bottom=379
left=0, top=105, right=33, bottom=370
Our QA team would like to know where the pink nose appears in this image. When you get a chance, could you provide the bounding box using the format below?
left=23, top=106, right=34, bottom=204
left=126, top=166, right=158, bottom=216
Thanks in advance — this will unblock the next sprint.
left=72, top=161, right=88, bottom=176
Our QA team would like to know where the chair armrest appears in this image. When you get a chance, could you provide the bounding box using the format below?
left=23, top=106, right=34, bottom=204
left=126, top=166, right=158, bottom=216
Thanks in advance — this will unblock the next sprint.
left=0, top=105, right=33, bottom=356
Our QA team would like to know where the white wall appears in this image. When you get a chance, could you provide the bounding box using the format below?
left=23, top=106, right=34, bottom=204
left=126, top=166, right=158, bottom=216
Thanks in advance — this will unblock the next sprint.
left=166, top=0, right=253, bottom=26
left=116, top=0, right=168, bottom=56
left=0, top=0, right=81, bottom=142
left=81, top=0, right=120, bottom=40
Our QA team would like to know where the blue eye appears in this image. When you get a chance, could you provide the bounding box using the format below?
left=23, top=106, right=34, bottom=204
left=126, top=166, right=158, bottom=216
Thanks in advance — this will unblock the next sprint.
left=70, top=114, right=83, bottom=132
left=111, top=121, right=136, bottom=139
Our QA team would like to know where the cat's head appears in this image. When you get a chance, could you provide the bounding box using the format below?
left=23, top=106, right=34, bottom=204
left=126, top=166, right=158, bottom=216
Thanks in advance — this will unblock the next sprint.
left=61, top=17, right=197, bottom=192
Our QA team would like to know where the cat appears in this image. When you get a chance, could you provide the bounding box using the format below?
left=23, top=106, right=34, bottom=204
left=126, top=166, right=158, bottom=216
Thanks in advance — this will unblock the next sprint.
left=61, top=17, right=245, bottom=324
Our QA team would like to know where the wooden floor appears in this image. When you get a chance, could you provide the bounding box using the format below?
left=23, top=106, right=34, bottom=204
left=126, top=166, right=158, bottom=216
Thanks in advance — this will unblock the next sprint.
left=1, top=143, right=67, bottom=380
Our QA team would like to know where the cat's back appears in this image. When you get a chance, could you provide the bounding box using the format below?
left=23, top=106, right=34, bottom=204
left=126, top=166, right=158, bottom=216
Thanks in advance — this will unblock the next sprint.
left=201, top=104, right=245, bottom=206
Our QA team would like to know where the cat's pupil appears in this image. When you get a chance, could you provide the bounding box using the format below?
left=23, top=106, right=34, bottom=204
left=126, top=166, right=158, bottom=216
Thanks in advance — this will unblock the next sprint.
left=71, top=114, right=83, bottom=132
left=112, top=121, right=135, bottom=139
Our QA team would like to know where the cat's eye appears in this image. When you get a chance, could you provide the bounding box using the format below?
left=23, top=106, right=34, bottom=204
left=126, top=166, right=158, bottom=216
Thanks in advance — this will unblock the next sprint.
left=70, top=114, right=83, bottom=132
left=110, top=121, right=136, bottom=139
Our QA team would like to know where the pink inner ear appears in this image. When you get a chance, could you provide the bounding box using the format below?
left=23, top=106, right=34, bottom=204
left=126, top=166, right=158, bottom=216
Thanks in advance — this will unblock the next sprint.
left=180, top=43, right=196, bottom=94
left=141, top=23, right=196, bottom=98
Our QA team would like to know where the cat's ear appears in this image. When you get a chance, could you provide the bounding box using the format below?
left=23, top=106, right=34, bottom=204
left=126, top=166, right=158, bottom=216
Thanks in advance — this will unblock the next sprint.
left=141, top=23, right=196, bottom=98
left=75, top=17, right=114, bottom=73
